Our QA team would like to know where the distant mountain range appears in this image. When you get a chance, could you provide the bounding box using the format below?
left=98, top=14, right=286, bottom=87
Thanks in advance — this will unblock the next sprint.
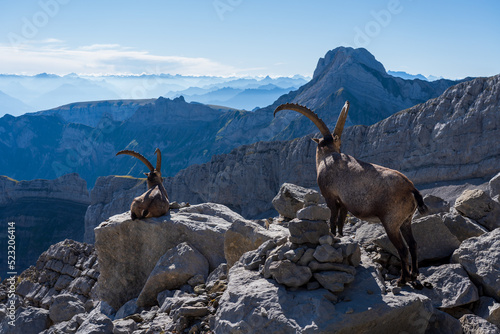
left=0, top=47, right=471, bottom=187
left=0, top=73, right=309, bottom=116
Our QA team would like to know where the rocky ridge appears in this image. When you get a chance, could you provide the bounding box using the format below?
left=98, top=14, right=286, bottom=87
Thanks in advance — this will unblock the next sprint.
left=2, top=173, right=499, bottom=333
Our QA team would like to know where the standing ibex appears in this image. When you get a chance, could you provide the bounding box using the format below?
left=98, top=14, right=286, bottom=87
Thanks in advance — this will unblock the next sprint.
left=116, top=148, right=170, bottom=220
left=274, top=102, right=428, bottom=285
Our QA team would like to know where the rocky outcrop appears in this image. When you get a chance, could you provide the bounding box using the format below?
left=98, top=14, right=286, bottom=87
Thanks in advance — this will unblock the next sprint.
left=0, top=174, right=89, bottom=276
left=94, top=204, right=236, bottom=310
left=167, top=74, right=500, bottom=218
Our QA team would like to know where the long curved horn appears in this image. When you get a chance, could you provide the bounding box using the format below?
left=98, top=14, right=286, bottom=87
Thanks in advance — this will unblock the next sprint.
left=154, top=148, right=161, bottom=172
left=116, top=150, right=154, bottom=172
left=332, top=101, right=350, bottom=139
left=274, top=103, right=332, bottom=140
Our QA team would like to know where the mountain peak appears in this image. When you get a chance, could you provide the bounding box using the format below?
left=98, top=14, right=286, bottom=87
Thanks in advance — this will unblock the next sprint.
left=312, top=47, right=387, bottom=79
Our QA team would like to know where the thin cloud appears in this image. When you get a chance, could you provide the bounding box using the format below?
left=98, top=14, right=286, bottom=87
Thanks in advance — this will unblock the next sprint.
left=0, top=41, right=245, bottom=76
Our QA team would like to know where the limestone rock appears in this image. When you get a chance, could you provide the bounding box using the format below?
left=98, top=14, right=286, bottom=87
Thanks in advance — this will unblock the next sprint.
left=272, top=183, right=322, bottom=219
left=489, top=172, right=500, bottom=200
left=95, top=203, right=234, bottom=310
left=424, top=308, right=463, bottom=334
left=288, top=219, right=330, bottom=244
left=374, top=214, right=461, bottom=261
left=114, top=298, right=139, bottom=320
left=75, top=307, right=114, bottom=334
left=224, top=218, right=288, bottom=267
left=459, top=314, right=500, bottom=334
left=473, top=296, right=500, bottom=328
left=0, top=306, right=50, bottom=334
left=113, top=318, right=138, bottom=334
left=137, top=242, right=209, bottom=307
left=215, top=259, right=433, bottom=333
left=336, top=236, right=362, bottom=267
left=455, top=189, right=500, bottom=230
left=452, top=228, right=500, bottom=301
left=313, top=244, right=343, bottom=263
left=415, top=195, right=450, bottom=218
left=354, top=222, right=386, bottom=245
left=314, top=271, right=355, bottom=293
left=49, top=294, right=86, bottom=323
left=418, top=264, right=479, bottom=308
left=296, top=205, right=331, bottom=221
left=268, top=260, right=312, bottom=288
left=442, top=212, right=488, bottom=242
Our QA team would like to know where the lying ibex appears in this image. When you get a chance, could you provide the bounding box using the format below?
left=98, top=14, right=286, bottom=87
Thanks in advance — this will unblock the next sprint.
left=274, top=102, right=428, bottom=285
left=116, top=148, right=170, bottom=220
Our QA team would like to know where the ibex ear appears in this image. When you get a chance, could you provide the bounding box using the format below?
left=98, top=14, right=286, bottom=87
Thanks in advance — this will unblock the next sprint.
left=311, top=138, right=320, bottom=144
left=144, top=172, right=149, bottom=177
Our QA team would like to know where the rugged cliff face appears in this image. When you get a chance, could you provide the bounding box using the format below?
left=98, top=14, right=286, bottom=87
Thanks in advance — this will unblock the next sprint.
left=165, top=75, right=500, bottom=218
left=0, top=173, right=89, bottom=277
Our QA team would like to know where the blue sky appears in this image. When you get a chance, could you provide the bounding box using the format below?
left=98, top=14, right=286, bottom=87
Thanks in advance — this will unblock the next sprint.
left=0, top=0, right=499, bottom=79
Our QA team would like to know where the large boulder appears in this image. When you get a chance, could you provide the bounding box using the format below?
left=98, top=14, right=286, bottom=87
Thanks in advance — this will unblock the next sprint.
left=215, top=257, right=433, bottom=333
left=374, top=214, right=461, bottom=262
left=454, top=189, right=500, bottom=230
left=452, top=228, right=500, bottom=301
left=94, top=203, right=234, bottom=310
left=417, top=264, right=479, bottom=309
left=442, top=212, right=488, bottom=242
left=272, top=183, right=323, bottom=219
left=224, top=219, right=288, bottom=267
left=137, top=242, right=209, bottom=307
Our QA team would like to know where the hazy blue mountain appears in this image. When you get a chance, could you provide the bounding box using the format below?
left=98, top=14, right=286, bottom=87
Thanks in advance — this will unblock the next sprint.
left=387, top=70, right=429, bottom=81
left=0, top=90, right=33, bottom=116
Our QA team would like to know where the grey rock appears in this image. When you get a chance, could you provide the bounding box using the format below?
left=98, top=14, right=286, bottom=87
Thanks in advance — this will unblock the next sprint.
left=314, top=271, right=355, bottom=292
left=313, top=244, right=343, bottom=263
left=473, top=297, right=500, bottom=328
left=297, top=248, right=316, bottom=266
left=335, top=236, right=362, bottom=267
left=206, top=263, right=228, bottom=291
left=112, top=318, right=138, bottom=334
left=296, top=205, right=331, bottom=221
left=319, top=235, right=334, bottom=245
left=425, top=308, right=463, bottom=334
left=49, top=294, right=86, bottom=323
left=489, top=172, right=500, bottom=199
left=418, top=264, right=479, bottom=308
left=459, top=314, right=500, bottom=334
left=455, top=189, right=500, bottom=230
left=308, top=261, right=356, bottom=275
left=415, top=195, right=450, bottom=219
left=354, top=222, right=386, bottom=245
left=288, top=219, right=330, bottom=244
left=0, top=306, right=50, bottom=334
left=272, top=183, right=322, bottom=219
left=452, top=228, right=500, bottom=301
left=442, top=212, right=488, bottom=242
left=76, top=307, right=114, bottom=334
left=95, top=203, right=234, bottom=310
left=215, top=257, right=433, bottom=333
left=269, top=260, right=312, bottom=288
left=224, top=218, right=288, bottom=267
left=114, top=298, right=139, bottom=320
left=374, top=214, right=461, bottom=261
left=137, top=242, right=209, bottom=307
left=284, top=247, right=305, bottom=262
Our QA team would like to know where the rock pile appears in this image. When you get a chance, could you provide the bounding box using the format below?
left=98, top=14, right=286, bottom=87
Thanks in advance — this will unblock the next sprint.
left=242, top=191, right=361, bottom=298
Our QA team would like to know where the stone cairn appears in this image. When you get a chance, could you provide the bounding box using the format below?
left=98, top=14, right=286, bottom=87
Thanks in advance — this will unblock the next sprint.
left=240, top=191, right=361, bottom=300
